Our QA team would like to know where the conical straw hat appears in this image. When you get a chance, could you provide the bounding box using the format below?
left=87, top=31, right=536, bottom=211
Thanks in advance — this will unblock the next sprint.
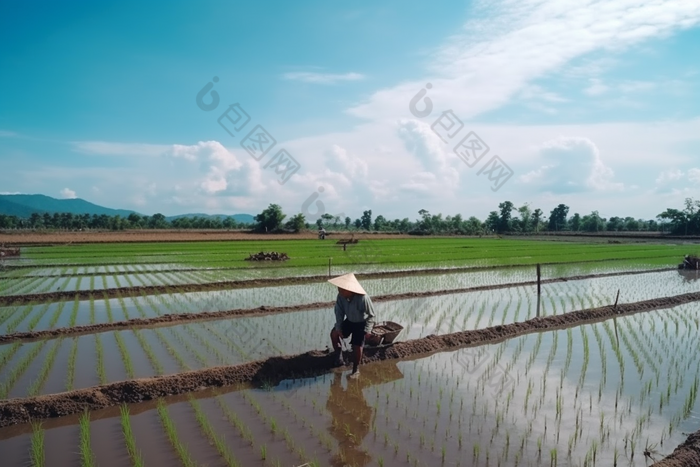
left=328, top=273, right=366, bottom=295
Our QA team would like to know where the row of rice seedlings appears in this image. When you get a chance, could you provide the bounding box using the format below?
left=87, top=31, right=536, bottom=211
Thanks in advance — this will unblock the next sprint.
left=215, top=396, right=255, bottom=444
left=26, top=337, right=64, bottom=396
left=79, top=410, right=96, bottom=467
left=115, top=292, right=133, bottom=321
left=4, top=303, right=38, bottom=333
left=95, top=334, right=107, bottom=385
left=132, top=329, right=164, bottom=374
left=65, top=337, right=79, bottom=390
left=88, top=294, right=96, bottom=324
left=102, top=292, right=114, bottom=322
left=152, top=328, right=190, bottom=370
left=156, top=399, right=197, bottom=467
left=188, top=396, right=241, bottom=467
left=36, top=274, right=62, bottom=294
left=30, top=421, right=45, bottom=467
left=241, top=390, right=306, bottom=466
left=69, top=295, right=79, bottom=327
left=180, top=324, right=230, bottom=365
left=119, top=404, right=145, bottom=467
left=0, top=340, right=49, bottom=398
left=0, top=341, right=22, bottom=369
left=113, top=331, right=135, bottom=379
left=0, top=304, right=21, bottom=327
left=265, top=387, right=337, bottom=458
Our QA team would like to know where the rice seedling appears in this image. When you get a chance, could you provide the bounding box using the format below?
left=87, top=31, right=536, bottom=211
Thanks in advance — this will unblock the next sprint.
left=189, top=397, right=240, bottom=467
left=65, top=337, right=79, bottom=390
left=0, top=340, right=49, bottom=398
left=156, top=399, right=196, bottom=467
left=94, top=334, right=106, bottom=385
left=114, top=331, right=135, bottom=379
left=30, top=421, right=45, bottom=467
left=27, top=338, right=64, bottom=396
left=119, top=405, right=144, bottom=467
left=79, top=410, right=96, bottom=467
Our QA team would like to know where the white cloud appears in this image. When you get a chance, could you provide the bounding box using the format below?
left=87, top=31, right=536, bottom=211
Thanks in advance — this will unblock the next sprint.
left=520, top=136, right=622, bottom=193
left=72, top=141, right=169, bottom=157
left=655, top=169, right=684, bottom=185
left=0, top=130, right=18, bottom=137
left=282, top=71, right=365, bottom=84
left=618, top=80, right=656, bottom=93
left=347, top=0, right=700, bottom=121
left=688, top=168, right=700, bottom=183
left=59, top=188, right=77, bottom=199
left=583, top=78, right=609, bottom=96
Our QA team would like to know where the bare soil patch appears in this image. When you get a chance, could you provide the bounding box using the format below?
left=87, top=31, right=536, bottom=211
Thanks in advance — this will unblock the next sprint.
left=0, top=268, right=674, bottom=343
left=0, top=230, right=411, bottom=245
left=652, top=432, right=700, bottom=466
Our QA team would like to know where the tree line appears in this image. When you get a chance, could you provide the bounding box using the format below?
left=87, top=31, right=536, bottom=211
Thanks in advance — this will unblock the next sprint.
left=2, top=197, right=699, bottom=236
left=0, top=212, right=250, bottom=230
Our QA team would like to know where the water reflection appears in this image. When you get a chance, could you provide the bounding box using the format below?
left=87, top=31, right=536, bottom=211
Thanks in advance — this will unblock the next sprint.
left=678, top=269, right=700, bottom=283
left=326, top=363, right=403, bottom=467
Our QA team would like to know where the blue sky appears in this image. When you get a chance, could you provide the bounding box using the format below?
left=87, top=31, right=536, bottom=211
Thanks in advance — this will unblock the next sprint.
left=1, top=0, right=699, bottom=222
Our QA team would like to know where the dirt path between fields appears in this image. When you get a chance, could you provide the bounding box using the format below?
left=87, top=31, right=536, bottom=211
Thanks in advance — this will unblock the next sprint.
left=0, top=268, right=676, bottom=344
left=0, top=265, right=673, bottom=308
left=1, top=291, right=699, bottom=428
left=651, top=432, right=700, bottom=466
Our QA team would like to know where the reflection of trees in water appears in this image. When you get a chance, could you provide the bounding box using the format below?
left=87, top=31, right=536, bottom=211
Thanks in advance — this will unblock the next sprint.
left=325, top=363, right=403, bottom=467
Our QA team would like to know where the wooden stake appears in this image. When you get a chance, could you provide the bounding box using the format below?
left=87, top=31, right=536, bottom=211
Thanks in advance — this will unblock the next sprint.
left=536, top=264, right=541, bottom=317
left=613, top=289, right=620, bottom=311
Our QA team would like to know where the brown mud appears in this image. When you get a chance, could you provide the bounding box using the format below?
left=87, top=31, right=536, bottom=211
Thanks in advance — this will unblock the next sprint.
left=1, top=291, right=699, bottom=428
left=0, top=267, right=674, bottom=344
left=651, top=432, right=700, bottom=466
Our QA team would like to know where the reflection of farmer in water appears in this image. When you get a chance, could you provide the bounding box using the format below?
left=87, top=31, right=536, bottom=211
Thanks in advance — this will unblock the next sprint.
left=326, top=362, right=403, bottom=467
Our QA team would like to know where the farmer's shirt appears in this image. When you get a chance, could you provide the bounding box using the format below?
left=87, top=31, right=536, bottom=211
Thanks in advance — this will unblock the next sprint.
left=334, top=293, right=376, bottom=334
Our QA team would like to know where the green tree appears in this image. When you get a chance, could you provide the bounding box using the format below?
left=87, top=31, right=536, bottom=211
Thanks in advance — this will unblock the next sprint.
left=547, top=204, right=569, bottom=231
left=285, top=213, right=306, bottom=233
left=361, top=210, right=372, bottom=231
left=485, top=211, right=499, bottom=233
left=570, top=213, right=581, bottom=231
left=373, top=215, right=387, bottom=231
left=516, top=204, right=531, bottom=232
left=531, top=209, right=543, bottom=233
left=497, top=201, right=514, bottom=233
left=255, top=204, right=286, bottom=232
left=344, top=216, right=351, bottom=229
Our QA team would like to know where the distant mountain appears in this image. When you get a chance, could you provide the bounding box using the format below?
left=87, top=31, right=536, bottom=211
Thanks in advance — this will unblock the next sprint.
left=0, top=194, right=137, bottom=218
left=166, top=213, right=255, bottom=224
left=0, top=194, right=256, bottom=224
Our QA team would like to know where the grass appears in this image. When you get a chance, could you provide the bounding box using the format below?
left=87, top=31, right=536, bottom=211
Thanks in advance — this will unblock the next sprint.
left=119, top=405, right=145, bottom=467
left=21, top=237, right=688, bottom=271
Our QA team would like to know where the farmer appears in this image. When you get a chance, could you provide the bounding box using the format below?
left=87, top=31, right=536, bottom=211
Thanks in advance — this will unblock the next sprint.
left=328, top=273, right=375, bottom=377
